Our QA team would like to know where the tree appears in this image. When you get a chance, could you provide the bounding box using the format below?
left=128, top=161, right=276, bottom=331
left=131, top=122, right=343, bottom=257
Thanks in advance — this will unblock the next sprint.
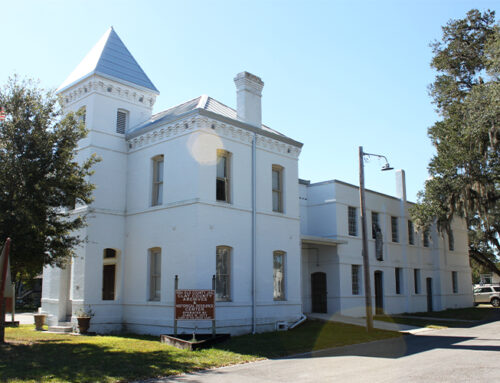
left=411, top=9, right=500, bottom=277
left=0, top=76, right=98, bottom=280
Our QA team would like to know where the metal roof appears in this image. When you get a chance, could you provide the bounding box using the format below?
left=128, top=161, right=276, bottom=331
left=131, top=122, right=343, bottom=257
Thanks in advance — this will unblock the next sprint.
left=57, top=27, right=158, bottom=94
left=128, top=95, right=289, bottom=139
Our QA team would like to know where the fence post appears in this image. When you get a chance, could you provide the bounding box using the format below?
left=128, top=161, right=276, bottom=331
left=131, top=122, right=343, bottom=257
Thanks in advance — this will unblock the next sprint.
left=174, top=275, right=178, bottom=336
left=212, top=274, right=216, bottom=338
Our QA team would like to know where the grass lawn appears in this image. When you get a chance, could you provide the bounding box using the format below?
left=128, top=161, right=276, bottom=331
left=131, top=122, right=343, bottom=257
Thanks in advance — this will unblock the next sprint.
left=404, top=306, right=499, bottom=321
left=1, top=321, right=400, bottom=383
left=373, top=315, right=451, bottom=329
left=375, top=306, right=499, bottom=329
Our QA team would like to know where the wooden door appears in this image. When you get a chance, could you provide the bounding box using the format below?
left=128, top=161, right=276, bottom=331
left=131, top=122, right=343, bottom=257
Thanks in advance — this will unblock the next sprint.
left=311, top=272, right=327, bottom=313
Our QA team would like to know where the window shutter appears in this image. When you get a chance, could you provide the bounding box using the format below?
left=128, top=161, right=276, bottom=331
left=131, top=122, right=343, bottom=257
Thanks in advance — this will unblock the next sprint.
left=116, top=110, right=127, bottom=134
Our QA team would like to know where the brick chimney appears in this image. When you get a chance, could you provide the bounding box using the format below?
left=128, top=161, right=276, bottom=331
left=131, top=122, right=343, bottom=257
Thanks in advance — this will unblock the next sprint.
left=234, top=72, right=264, bottom=128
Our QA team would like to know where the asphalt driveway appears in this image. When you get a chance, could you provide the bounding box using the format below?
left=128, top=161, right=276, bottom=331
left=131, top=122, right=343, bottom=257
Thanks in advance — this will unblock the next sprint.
left=157, top=313, right=500, bottom=382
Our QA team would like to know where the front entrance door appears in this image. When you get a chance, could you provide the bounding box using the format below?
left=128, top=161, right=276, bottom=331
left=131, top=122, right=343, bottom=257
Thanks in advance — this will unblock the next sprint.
left=374, top=271, right=384, bottom=314
left=311, top=272, right=327, bottom=313
left=426, top=278, right=433, bottom=312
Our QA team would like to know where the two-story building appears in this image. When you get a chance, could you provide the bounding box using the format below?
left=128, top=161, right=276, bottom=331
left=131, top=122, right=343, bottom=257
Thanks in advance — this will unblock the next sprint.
left=41, top=27, right=472, bottom=335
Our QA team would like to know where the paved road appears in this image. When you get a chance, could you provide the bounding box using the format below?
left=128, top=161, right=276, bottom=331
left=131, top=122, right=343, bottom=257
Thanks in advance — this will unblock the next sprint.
left=158, top=318, right=500, bottom=382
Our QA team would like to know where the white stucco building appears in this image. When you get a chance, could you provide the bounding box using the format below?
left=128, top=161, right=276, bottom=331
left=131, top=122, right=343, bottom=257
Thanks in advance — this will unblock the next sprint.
left=41, top=28, right=473, bottom=335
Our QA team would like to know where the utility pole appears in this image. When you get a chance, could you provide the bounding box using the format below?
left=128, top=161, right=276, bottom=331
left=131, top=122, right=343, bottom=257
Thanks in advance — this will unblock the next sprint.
left=358, top=147, right=393, bottom=332
left=359, top=147, right=373, bottom=331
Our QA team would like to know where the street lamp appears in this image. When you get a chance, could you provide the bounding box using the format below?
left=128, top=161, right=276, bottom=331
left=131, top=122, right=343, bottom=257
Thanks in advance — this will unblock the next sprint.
left=359, top=146, right=393, bottom=331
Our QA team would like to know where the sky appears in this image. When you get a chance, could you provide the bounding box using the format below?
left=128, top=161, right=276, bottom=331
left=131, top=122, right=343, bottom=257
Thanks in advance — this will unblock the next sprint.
left=1, top=0, right=497, bottom=201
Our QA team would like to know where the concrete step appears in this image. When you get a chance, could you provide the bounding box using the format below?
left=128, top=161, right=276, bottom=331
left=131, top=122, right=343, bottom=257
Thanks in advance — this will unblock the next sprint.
left=48, top=323, right=73, bottom=333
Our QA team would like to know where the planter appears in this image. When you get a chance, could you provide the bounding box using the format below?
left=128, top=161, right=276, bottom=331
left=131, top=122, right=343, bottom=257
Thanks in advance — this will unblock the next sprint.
left=34, top=314, right=46, bottom=331
left=77, top=317, right=91, bottom=334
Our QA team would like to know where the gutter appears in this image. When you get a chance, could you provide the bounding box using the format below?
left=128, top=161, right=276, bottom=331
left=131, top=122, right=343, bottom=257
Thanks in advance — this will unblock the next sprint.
left=252, top=132, right=257, bottom=334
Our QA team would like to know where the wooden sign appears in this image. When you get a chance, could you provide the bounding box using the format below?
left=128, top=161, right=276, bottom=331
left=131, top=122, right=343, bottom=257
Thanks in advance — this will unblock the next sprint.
left=175, top=289, right=215, bottom=320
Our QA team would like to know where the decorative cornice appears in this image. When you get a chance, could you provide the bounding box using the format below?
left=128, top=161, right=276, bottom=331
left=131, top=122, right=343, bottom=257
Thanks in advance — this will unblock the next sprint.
left=59, top=76, right=157, bottom=108
left=127, top=114, right=301, bottom=158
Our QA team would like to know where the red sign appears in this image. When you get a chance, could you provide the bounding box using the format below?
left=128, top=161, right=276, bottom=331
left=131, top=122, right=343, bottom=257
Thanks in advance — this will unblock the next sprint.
left=175, top=289, right=215, bottom=320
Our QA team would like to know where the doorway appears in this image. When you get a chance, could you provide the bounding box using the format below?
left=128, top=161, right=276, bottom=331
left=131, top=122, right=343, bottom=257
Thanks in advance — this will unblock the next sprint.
left=311, top=272, right=327, bottom=313
left=426, top=277, right=433, bottom=312
left=374, top=271, right=384, bottom=314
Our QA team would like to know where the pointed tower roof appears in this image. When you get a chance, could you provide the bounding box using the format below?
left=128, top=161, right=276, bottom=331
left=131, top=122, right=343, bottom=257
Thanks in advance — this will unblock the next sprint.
left=57, top=27, right=159, bottom=94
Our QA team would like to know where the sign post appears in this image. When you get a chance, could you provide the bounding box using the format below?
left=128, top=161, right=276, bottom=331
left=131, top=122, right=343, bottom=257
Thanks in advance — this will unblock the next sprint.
left=173, top=275, right=216, bottom=338
left=0, top=238, right=12, bottom=343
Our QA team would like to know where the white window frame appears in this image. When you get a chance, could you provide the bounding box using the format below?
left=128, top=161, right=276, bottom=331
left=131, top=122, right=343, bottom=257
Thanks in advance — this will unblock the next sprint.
left=102, top=248, right=118, bottom=301
left=273, top=251, right=286, bottom=301
left=352, top=265, right=360, bottom=295
left=77, top=106, right=86, bottom=126
left=216, top=150, right=231, bottom=203
left=348, top=206, right=357, bottom=236
left=272, top=165, right=284, bottom=213
left=423, top=229, right=430, bottom=247
left=391, top=216, right=399, bottom=243
left=408, top=220, right=415, bottom=245
left=216, top=246, right=231, bottom=301
left=152, top=155, right=164, bottom=206
left=148, top=248, right=161, bottom=301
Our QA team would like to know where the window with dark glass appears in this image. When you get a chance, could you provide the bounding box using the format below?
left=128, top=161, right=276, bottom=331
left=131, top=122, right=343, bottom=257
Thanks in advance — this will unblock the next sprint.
left=391, top=216, right=399, bottom=243
left=352, top=265, right=360, bottom=295
left=348, top=206, right=357, bottom=236
left=408, top=220, right=415, bottom=245
left=216, top=150, right=230, bottom=202
left=414, top=269, right=421, bottom=294
left=395, top=267, right=402, bottom=294
left=371, top=212, right=379, bottom=239
left=423, top=229, right=430, bottom=247
left=102, top=248, right=117, bottom=300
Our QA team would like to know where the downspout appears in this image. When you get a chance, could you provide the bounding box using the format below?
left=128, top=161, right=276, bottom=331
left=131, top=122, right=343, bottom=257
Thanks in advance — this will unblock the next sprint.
left=252, top=132, right=257, bottom=334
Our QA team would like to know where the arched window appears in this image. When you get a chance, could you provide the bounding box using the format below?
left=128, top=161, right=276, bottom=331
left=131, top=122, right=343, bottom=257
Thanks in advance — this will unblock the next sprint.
left=102, top=248, right=118, bottom=300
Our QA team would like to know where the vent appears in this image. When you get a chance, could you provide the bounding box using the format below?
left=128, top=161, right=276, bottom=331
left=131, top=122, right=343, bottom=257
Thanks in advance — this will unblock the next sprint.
left=276, top=321, right=288, bottom=331
left=116, top=110, right=127, bottom=134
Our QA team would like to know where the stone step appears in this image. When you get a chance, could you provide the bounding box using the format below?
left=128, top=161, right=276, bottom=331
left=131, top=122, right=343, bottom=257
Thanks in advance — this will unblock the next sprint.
left=48, top=324, right=73, bottom=333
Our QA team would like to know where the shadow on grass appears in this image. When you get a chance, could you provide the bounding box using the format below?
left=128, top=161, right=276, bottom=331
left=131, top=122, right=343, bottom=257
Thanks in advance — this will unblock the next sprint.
left=214, top=320, right=402, bottom=359
left=0, top=338, right=212, bottom=383
left=376, top=306, right=500, bottom=328
left=405, top=306, right=500, bottom=322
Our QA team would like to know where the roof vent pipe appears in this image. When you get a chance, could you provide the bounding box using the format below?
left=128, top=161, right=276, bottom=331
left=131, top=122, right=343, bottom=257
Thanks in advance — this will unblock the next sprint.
left=234, top=72, right=264, bottom=128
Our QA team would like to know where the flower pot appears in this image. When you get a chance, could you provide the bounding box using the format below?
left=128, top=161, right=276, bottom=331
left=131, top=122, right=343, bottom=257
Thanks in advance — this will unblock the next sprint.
left=77, top=317, right=91, bottom=334
left=34, top=314, right=46, bottom=331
